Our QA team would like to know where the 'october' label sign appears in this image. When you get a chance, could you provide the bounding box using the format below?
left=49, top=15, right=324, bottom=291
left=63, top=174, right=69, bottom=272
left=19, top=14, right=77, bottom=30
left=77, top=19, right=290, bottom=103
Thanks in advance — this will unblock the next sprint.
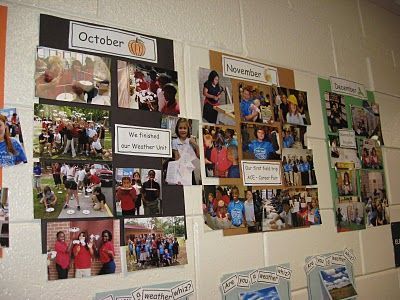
left=115, top=124, right=171, bottom=158
left=241, top=160, right=282, bottom=186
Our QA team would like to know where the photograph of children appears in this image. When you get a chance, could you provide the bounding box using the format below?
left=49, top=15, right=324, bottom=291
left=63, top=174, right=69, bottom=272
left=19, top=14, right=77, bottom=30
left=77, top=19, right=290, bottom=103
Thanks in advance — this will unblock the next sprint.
left=115, top=168, right=162, bottom=217
left=325, top=92, right=347, bottom=133
left=117, top=60, right=179, bottom=115
left=237, top=83, right=274, bottom=123
left=202, top=125, right=240, bottom=178
left=282, top=123, right=307, bottom=149
left=199, top=68, right=235, bottom=125
left=202, top=185, right=262, bottom=233
left=364, top=102, right=384, bottom=145
left=359, top=139, right=383, bottom=169
left=161, top=116, right=201, bottom=185
left=0, top=108, right=27, bottom=167
left=241, top=123, right=281, bottom=160
left=35, top=47, right=111, bottom=106
left=262, top=188, right=321, bottom=231
left=45, top=219, right=121, bottom=280
left=0, top=188, right=9, bottom=248
left=336, top=162, right=357, bottom=197
left=33, top=161, right=114, bottom=219
left=361, top=170, right=389, bottom=226
left=336, top=200, right=365, bottom=232
left=33, top=104, right=111, bottom=161
left=124, top=216, right=187, bottom=271
left=319, top=267, right=357, bottom=300
left=239, top=286, right=281, bottom=300
left=351, top=106, right=369, bottom=137
left=282, top=148, right=317, bottom=187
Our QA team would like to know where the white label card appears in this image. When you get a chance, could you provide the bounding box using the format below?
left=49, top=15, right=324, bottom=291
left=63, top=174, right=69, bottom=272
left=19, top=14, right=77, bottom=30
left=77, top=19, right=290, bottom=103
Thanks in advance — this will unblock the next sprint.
left=141, top=289, right=173, bottom=300
left=330, top=76, right=367, bottom=99
left=249, top=270, right=259, bottom=284
left=237, top=274, right=250, bottom=288
left=315, top=255, right=326, bottom=267
left=131, top=288, right=142, bottom=300
left=221, top=274, right=238, bottom=294
left=241, top=160, right=282, bottom=186
left=171, top=280, right=194, bottom=300
left=343, top=248, right=356, bottom=264
left=276, top=266, right=292, bottom=280
left=305, top=257, right=317, bottom=274
left=330, top=254, right=347, bottom=266
left=100, top=296, right=114, bottom=300
left=257, top=271, right=279, bottom=284
left=339, top=129, right=357, bottom=149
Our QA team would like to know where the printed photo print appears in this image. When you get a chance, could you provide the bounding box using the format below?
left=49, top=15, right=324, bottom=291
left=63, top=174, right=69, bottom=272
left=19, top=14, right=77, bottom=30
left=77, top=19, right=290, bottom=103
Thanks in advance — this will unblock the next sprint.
left=46, top=219, right=121, bottom=281
left=325, top=92, right=347, bottom=133
left=35, top=47, right=111, bottom=106
left=202, top=185, right=262, bottom=233
left=33, top=104, right=111, bottom=161
left=282, top=148, right=317, bottom=187
left=117, top=60, right=179, bottom=115
left=272, top=86, right=310, bottom=125
left=241, top=123, right=281, bottom=160
left=33, top=161, right=114, bottom=219
left=115, top=168, right=162, bottom=217
left=336, top=200, right=365, bottom=232
left=359, top=139, right=383, bottom=169
left=262, top=188, right=321, bottom=231
left=124, top=216, right=187, bottom=272
left=282, top=123, right=307, bottom=149
left=237, top=82, right=274, bottom=123
left=336, top=162, right=357, bottom=197
left=0, top=108, right=27, bottom=167
left=319, top=267, right=357, bottom=300
left=361, top=170, right=389, bottom=226
left=0, top=188, right=9, bottom=248
left=239, top=286, right=281, bottom=300
left=202, top=125, right=240, bottom=179
left=329, top=137, right=361, bottom=169
left=161, top=116, right=201, bottom=185
left=351, top=103, right=384, bottom=145
left=199, top=68, right=234, bottom=125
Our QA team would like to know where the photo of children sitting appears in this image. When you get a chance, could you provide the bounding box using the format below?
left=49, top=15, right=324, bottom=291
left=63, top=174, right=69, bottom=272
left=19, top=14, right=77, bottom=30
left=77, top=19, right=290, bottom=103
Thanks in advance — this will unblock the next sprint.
left=117, top=61, right=179, bottom=115
left=261, top=188, right=321, bottom=231
left=282, top=123, right=306, bottom=149
left=202, top=125, right=239, bottom=178
left=238, top=83, right=274, bottom=123
left=202, top=185, right=262, bottom=234
left=360, top=139, right=383, bottom=169
left=35, top=47, right=111, bottom=106
left=33, top=104, right=111, bottom=161
left=325, top=92, right=347, bottom=132
left=336, top=201, right=366, bottom=232
left=241, top=123, right=281, bottom=160
left=282, top=148, right=317, bottom=186
left=124, top=216, right=187, bottom=272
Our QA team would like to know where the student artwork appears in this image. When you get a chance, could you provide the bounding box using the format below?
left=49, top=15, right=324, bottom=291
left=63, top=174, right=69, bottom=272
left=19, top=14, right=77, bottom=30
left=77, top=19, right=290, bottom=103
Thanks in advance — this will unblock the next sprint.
left=94, top=280, right=194, bottom=300
left=282, top=148, right=317, bottom=186
left=35, top=47, right=112, bottom=106
left=117, top=60, right=179, bottom=115
left=123, top=216, right=187, bottom=272
left=391, top=222, right=400, bottom=267
left=305, top=249, right=357, bottom=300
left=44, top=219, right=121, bottom=280
left=33, top=161, right=114, bottom=219
left=161, top=116, right=201, bottom=185
left=219, top=264, right=291, bottom=300
left=0, top=188, right=8, bottom=248
left=325, top=92, right=347, bottom=132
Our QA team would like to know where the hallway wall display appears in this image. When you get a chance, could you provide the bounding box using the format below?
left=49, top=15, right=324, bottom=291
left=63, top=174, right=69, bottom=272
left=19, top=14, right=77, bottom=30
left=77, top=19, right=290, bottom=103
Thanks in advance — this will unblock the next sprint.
left=318, top=77, right=388, bottom=232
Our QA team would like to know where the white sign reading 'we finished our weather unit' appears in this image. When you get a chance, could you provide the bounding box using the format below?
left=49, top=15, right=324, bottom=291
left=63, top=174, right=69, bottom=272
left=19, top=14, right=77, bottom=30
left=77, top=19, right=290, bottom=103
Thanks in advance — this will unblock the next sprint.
left=330, top=76, right=367, bottom=99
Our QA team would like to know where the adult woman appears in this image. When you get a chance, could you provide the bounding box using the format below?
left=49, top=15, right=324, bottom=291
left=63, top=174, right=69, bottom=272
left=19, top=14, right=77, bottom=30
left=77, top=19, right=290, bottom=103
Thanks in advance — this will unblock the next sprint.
left=202, top=70, right=223, bottom=124
left=98, top=230, right=115, bottom=275
left=0, top=115, right=27, bottom=167
left=54, top=231, right=72, bottom=279
left=72, top=231, right=94, bottom=278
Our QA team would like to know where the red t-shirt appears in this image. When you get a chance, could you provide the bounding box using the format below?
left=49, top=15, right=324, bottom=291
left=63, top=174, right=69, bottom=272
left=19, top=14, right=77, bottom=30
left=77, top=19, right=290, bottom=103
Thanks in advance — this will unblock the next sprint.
left=116, top=188, right=136, bottom=211
left=212, top=195, right=230, bottom=210
left=90, top=174, right=101, bottom=185
left=55, top=240, right=70, bottom=269
left=73, top=245, right=92, bottom=269
left=100, top=241, right=114, bottom=263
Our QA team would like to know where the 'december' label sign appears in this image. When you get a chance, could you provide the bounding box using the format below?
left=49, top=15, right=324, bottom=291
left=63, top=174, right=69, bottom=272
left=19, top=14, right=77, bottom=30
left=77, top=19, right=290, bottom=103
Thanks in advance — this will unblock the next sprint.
left=222, top=55, right=278, bottom=85
left=69, top=21, right=157, bottom=63
left=330, top=76, right=367, bottom=99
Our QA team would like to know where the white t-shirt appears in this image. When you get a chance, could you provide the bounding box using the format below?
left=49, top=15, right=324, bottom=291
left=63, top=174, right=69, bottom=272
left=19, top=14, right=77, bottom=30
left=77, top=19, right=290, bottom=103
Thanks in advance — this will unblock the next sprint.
left=87, top=128, right=97, bottom=138
left=91, top=95, right=110, bottom=106
left=77, top=169, right=86, bottom=182
left=92, top=139, right=102, bottom=150
left=286, top=112, right=304, bottom=125
left=66, top=166, right=76, bottom=180
left=54, top=133, right=62, bottom=144
left=157, top=88, right=166, bottom=112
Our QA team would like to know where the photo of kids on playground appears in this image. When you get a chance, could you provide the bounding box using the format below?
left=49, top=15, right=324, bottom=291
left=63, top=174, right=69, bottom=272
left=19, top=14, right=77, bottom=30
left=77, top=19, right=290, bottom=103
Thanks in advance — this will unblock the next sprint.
left=124, top=216, right=187, bottom=272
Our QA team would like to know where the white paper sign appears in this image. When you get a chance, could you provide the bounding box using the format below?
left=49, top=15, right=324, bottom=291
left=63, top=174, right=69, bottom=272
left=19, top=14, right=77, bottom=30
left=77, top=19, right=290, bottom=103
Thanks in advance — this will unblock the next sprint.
left=330, top=254, right=347, bottom=266
left=222, top=55, right=278, bottom=85
left=325, top=256, right=332, bottom=267
left=115, top=124, right=172, bottom=158
left=330, top=76, right=367, bottom=99
left=315, top=255, right=326, bottom=267
left=237, top=274, right=250, bottom=288
left=100, top=296, right=114, bottom=300
left=305, top=257, right=317, bottom=274
left=131, top=288, right=142, bottom=300
left=257, top=271, right=279, bottom=284
left=339, top=129, right=357, bottom=149
left=343, top=248, right=356, bottom=264
left=171, top=280, right=194, bottom=300
left=249, top=270, right=259, bottom=284
left=141, top=289, right=173, bottom=300
left=69, top=21, right=157, bottom=63
left=241, top=161, right=282, bottom=186
left=221, top=274, right=238, bottom=294
left=276, top=266, right=292, bottom=280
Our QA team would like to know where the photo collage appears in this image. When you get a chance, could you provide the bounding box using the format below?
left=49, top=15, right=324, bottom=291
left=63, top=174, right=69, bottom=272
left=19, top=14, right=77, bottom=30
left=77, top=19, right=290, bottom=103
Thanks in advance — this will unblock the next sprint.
left=320, top=80, right=388, bottom=232
left=200, top=52, right=320, bottom=236
left=34, top=15, right=188, bottom=280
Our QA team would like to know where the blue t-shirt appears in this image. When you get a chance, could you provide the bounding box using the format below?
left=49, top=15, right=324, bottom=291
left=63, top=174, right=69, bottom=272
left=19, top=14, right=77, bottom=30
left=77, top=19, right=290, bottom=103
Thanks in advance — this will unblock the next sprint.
left=228, top=165, right=240, bottom=178
left=283, top=163, right=292, bottom=172
left=298, top=162, right=304, bottom=172
left=248, top=140, right=275, bottom=160
left=283, top=135, right=294, bottom=148
left=240, top=99, right=253, bottom=118
left=33, top=165, right=42, bottom=176
left=0, top=139, right=27, bottom=167
left=302, top=162, right=310, bottom=172
left=227, top=200, right=245, bottom=227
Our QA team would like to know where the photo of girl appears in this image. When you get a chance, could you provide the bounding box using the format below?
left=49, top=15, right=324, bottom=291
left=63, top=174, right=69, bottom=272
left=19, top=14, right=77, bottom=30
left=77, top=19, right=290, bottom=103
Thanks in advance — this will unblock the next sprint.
left=282, top=148, right=317, bottom=186
left=161, top=116, right=201, bottom=185
left=272, top=87, right=310, bottom=125
left=45, top=219, right=121, bottom=280
left=202, top=125, right=239, bottom=179
left=336, top=162, right=357, bottom=197
left=359, top=139, right=383, bottom=169
left=117, top=60, right=179, bottom=115
left=199, top=68, right=234, bottom=125
left=282, top=124, right=307, bottom=149
left=325, top=92, right=347, bottom=132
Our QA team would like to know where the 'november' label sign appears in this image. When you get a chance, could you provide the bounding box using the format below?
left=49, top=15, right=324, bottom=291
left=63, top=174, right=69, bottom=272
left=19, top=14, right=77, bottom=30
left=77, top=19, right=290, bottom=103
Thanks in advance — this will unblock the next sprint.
left=222, top=55, right=278, bottom=85
left=69, top=21, right=157, bottom=63
left=330, top=76, right=367, bottom=99
left=115, top=124, right=171, bottom=158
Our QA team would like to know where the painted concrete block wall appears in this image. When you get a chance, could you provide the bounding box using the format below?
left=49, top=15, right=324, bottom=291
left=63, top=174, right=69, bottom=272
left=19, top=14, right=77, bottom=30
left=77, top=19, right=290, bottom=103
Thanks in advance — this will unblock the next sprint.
left=0, top=0, right=399, bottom=299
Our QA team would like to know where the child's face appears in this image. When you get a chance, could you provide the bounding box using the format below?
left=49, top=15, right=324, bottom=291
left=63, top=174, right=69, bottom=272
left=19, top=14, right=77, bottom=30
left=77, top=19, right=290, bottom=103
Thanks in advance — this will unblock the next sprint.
left=133, top=173, right=140, bottom=181
left=122, top=179, right=131, bottom=188
left=178, top=122, right=189, bottom=138
left=256, top=129, right=265, bottom=140
left=57, top=232, right=65, bottom=242
left=246, top=191, right=253, bottom=201
left=231, top=189, right=239, bottom=201
left=283, top=203, right=290, bottom=212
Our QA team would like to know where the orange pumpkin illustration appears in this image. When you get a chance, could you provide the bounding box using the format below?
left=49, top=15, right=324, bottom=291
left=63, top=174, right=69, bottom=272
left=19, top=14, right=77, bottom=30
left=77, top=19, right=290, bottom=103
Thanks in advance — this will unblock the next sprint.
left=128, top=38, right=146, bottom=56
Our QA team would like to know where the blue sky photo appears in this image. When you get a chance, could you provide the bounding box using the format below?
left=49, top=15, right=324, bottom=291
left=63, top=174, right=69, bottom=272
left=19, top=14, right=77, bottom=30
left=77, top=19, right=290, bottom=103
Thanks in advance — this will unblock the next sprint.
left=239, top=286, right=280, bottom=300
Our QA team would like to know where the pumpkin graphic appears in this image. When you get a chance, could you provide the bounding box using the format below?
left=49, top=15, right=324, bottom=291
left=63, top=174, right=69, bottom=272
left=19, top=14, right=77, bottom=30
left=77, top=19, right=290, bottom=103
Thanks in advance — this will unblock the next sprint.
left=128, top=38, right=146, bottom=56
